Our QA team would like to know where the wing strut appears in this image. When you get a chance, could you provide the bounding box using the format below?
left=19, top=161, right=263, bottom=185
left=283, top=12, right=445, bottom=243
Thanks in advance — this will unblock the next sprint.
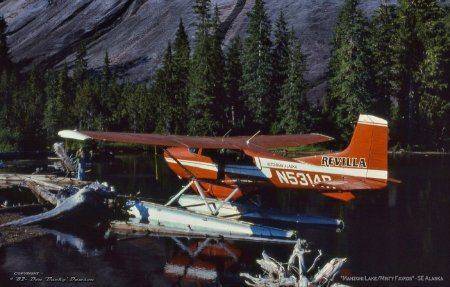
left=163, top=148, right=196, bottom=179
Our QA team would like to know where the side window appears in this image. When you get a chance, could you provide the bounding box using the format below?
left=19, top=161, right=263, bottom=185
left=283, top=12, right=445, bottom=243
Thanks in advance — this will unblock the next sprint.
left=188, top=147, right=199, bottom=154
left=201, top=149, right=253, bottom=164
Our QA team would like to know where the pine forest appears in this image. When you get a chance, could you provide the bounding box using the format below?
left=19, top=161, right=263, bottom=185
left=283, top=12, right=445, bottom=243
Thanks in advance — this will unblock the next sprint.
left=0, top=0, right=448, bottom=152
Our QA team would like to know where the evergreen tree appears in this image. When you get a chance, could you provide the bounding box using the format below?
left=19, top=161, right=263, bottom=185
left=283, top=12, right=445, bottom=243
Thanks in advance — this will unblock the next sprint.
left=0, top=71, right=13, bottom=126
left=414, top=1, right=450, bottom=148
left=43, top=69, right=60, bottom=139
left=369, top=2, right=398, bottom=119
left=135, top=84, right=154, bottom=132
left=18, top=66, right=46, bottom=149
left=187, top=0, right=218, bottom=135
left=56, top=63, right=75, bottom=127
left=71, top=43, right=99, bottom=130
left=97, top=51, right=115, bottom=130
left=3, top=73, right=20, bottom=129
left=122, top=83, right=140, bottom=132
left=210, top=4, right=227, bottom=133
left=171, top=19, right=191, bottom=134
left=73, top=41, right=88, bottom=84
left=390, top=0, right=450, bottom=148
left=119, top=83, right=154, bottom=133
left=271, top=11, right=290, bottom=112
left=139, top=84, right=156, bottom=133
left=107, top=80, right=123, bottom=130
left=153, top=43, right=176, bottom=133
left=0, top=15, right=18, bottom=150
left=241, top=0, right=272, bottom=131
left=73, top=80, right=96, bottom=130
left=0, top=126, right=20, bottom=152
left=0, top=71, right=20, bottom=151
left=101, top=50, right=111, bottom=85
left=275, top=37, right=310, bottom=134
left=193, top=0, right=211, bottom=40
left=224, top=37, right=246, bottom=131
left=390, top=0, right=422, bottom=147
left=327, top=0, right=372, bottom=141
left=0, top=16, right=12, bottom=73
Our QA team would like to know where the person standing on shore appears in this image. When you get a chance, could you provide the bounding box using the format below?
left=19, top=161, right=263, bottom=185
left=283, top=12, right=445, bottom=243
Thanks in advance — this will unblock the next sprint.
left=75, top=146, right=86, bottom=180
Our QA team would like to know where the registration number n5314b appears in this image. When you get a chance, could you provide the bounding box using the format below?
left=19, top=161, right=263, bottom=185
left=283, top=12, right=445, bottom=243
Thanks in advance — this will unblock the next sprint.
left=275, top=170, right=331, bottom=186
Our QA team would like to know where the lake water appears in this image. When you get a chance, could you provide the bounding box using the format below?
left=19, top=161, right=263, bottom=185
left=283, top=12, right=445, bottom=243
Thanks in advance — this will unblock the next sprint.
left=0, top=153, right=448, bottom=286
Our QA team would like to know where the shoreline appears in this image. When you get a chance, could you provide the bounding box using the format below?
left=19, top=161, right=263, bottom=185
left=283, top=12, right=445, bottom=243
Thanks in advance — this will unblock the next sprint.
left=0, top=212, right=48, bottom=248
left=388, top=150, right=450, bottom=156
left=1, top=149, right=449, bottom=161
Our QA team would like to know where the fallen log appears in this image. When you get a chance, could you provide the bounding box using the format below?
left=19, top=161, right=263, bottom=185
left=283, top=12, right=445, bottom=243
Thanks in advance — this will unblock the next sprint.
left=22, top=181, right=58, bottom=205
left=0, top=173, right=90, bottom=188
left=50, top=177, right=90, bottom=186
left=0, top=173, right=53, bottom=183
left=0, top=183, right=15, bottom=189
left=25, top=178, right=64, bottom=191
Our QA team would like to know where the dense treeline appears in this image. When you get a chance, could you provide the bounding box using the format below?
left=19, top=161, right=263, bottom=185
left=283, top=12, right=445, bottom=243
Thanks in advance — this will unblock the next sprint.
left=326, top=0, right=449, bottom=149
left=0, top=0, right=448, bottom=152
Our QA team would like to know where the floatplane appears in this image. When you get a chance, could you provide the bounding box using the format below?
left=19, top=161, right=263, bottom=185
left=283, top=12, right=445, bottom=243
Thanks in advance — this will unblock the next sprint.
left=59, top=114, right=399, bottom=239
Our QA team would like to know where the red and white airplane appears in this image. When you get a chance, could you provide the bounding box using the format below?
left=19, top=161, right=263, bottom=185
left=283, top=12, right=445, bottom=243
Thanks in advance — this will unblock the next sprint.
left=59, top=114, right=398, bottom=206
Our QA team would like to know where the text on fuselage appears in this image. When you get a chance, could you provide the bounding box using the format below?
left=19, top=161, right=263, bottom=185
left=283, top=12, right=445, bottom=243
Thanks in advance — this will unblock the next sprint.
left=321, top=156, right=367, bottom=168
left=276, top=170, right=331, bottom=186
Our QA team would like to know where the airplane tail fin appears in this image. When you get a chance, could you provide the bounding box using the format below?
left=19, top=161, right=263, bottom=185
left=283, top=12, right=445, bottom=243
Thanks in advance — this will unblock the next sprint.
left=299, top=114, right=388, bottom=180
left=297, top=115, right=389, bottom=201
left=331, top=114, right=388, bottom=181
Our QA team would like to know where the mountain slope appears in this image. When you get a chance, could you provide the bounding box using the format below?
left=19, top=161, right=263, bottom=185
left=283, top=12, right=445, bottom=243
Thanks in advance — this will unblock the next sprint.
left=0, top=0, right=381, bottom=92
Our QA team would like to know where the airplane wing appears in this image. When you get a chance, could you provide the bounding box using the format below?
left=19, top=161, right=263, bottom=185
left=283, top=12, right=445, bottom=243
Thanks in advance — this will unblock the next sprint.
left=58, top=130, right=333, bottom=149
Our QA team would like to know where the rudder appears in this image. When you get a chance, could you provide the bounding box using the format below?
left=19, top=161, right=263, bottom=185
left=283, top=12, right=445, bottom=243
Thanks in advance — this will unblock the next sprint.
left=337, top=114, right=388, bottom=180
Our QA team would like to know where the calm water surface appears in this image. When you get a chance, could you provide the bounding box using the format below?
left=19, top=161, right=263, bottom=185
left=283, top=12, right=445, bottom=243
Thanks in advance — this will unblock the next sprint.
left=0, top=153, right=448, bottom=286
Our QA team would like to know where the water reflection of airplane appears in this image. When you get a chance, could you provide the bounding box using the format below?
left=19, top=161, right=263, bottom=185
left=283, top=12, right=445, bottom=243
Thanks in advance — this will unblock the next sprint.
left=164, top=237, right=244, bottom=285
left=59, top=115, right=399, bottom=229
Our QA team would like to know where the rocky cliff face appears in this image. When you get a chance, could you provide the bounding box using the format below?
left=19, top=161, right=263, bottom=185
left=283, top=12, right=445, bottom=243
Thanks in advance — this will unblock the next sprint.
left=0, top=0, right=381, bottom=98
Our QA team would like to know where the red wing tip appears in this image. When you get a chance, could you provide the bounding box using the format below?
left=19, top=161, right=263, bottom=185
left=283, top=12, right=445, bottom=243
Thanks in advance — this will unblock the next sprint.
left=387, top=177, right=402, bottom=184
left=311, top=133, right=335, bottom=141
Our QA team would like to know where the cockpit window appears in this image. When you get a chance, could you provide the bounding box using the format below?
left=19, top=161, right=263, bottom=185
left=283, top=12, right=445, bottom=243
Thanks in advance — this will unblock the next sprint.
left=201, top=149, right=253, bottom=164
left=188, top=147, right=199, bottom=154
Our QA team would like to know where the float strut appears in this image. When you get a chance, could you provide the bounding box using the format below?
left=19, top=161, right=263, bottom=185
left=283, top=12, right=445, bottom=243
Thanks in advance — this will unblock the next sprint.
left=171, top=237, right=212, bottom=258
left=213, top=187, right=240, bottom=216
left=165, top=181, right=194, bottom=206
left=193, top=180, right=215, bottom=215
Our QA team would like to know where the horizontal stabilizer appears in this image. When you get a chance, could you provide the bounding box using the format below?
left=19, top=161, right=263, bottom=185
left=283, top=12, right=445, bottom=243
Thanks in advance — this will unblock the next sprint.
left=318, top=177, right=386, bottom=191
left=388, top=177, right=402, bottom=184
left=322, top=192, right=355, bottom=202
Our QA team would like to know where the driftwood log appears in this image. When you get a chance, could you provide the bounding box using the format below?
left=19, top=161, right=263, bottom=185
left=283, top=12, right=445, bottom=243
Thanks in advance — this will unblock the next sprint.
left=22, top=181, right=58, bottom=205
left=1, top=182, right=115, bottom=227
left=0, top=173, right=89, bottom=188
left=241, top=239, right=349, bottom=287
